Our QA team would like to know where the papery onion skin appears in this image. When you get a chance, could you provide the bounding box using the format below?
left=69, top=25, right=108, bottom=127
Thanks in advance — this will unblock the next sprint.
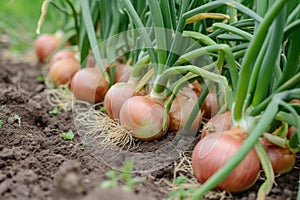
left=34, top=34, right=60, bottom=63
left=260, top=137, right=296, bottom=174
left=104, top=82, right=139, bottom=120
left=113, top=63, right=132, bottom=83
left=71, top=67, right=109, bottom=103
left=201, top=93, right=219, bottom=119
left=201, top=111, right=231, bottom=139
left=287, top=126, right=295, bottom=139
left=119, top=96, right=169, bottom=141
left=49, top=49, right=76, bottom=66
left=192, top=128, right=260, bottom=193
left=167, top=88, right=202, bottom=133
left=49, top=58, right=80, bottom=86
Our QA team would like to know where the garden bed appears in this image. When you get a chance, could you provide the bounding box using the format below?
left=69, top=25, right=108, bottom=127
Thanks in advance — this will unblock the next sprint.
left=0, top=49, right=298, bottom=200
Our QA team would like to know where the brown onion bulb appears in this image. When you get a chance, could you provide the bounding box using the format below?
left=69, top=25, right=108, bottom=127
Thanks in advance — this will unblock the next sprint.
left=34, top=34, right=60, bottom=63
left=201, top=93, right=219, bottom=119
left=113, top=63, right=132, bottom=83
left=287, top=126, right=296, bottom=139
left=71, top=67, right=109, bottom=103
left=119, top=96, right=169, bottom=141
left=192, top=128, right=260, bottom=193
left=49, top=49, right=76, bottom=66
left=167, top=88, right=202, bottom=133
left=49, top=58, right=80, bottom=86
left=201, top=111, right=231, bottom=139
left=259, top=137, right=296, bottom=174
left=104, top=82, right=139, bottom=120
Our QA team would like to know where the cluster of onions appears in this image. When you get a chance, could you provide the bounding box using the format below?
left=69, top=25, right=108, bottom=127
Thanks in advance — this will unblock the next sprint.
left=192, top=110, right=297, bottom=193
left=103, top=68, right=205, bottom=141
left=103, top=71, right=169, bottom=141
left=192, top=127, right=261, bottom=192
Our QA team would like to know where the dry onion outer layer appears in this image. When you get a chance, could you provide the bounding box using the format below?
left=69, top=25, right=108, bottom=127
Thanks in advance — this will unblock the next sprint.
left=119, top=96, right=169, bottom=141
left=192, top=128, right=261, bottom=193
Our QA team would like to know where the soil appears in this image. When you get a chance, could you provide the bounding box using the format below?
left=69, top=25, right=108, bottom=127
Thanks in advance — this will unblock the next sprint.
left=0, top=48, right=299, bottom=200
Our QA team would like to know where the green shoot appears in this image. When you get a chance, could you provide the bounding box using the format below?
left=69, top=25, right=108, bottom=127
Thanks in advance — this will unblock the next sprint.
left=25, top=132, right=32, bottom=137
left=0, top=120, right=3, bottom=129
left=12, top=114, right=21, bottom=127
left=49, top=107, right=61, bottom=115
left=99, top=106, right=106, bottom=113
left=36, top=75, right=45, bottom=82
left=101, top=159, right=144, bottom=192
left=167, top=176, right=197, bottom=200
left=59, top=130, right=75, bottom=141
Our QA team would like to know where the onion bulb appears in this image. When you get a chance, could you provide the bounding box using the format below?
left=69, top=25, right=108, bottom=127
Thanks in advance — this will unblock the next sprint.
left=201, top=111, right=231, bottom=139
left=201, top=93, right=219, bottom=119
left=119, top=96, right=169, bottom=141
left=50, top=49, right=76, bottom=66
left=167, top=88, right=202, bottom=133
left=113, top=63, right=132, bottom=83
left=71, top=67, right=109, bottom=103
left=259, top=137, right=296, bottom=174
left=104, top=82, right=140, bottom=120
left=287, top=126, right=296, bottom=139
left=34, top=34, right=60, bottom=63
left=49, top=58, right=80, bottom=86
left=192, top=127, right=260, bottom=192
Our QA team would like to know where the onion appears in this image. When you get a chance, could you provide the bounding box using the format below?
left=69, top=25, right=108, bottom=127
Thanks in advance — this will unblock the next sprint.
left=287, top=126, right=296, bottom=139
left=167, top=88, right=202, bottom=132
left=104, top=82, right=140, bottom=120
left=192, top=127, right=260, bottom=192
left=49, top=58, right=80, bottom=86
left=119, top=96, right=169, bottom=141
left=201, top=93, right=219, bottom=119
left=113, top=63, right=132, bottom=83
left=201, top=111, right=231, bottom=139
left=259, top=137, right=296, bottom=174
left=71, top=67, right=109, bottom=103
left=34, top=34, right=60, bottom=63
left=49, top=49, right=76, bottom=66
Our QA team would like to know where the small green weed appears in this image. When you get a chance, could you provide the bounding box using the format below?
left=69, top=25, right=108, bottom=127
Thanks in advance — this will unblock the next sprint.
left=36, top=75, right=45, bottom=82
left=60, top=130, right=74, bottom=141
left=101, top=159, right=144, bottom=192
left=49, top=107, right=61, bottom=115
left=0, top=119, right=3, bottom=129
left=166, top=176, right=197, bottom=200
left=12, top=114, right=21, bottom=127
left=25, top=132, right=32, bottom=137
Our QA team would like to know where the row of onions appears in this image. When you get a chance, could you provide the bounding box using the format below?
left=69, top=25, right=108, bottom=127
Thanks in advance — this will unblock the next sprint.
left=35, top=0, right=300, bottom=199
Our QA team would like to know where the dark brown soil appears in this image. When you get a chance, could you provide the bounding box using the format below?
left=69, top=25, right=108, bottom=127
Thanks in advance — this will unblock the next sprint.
left=0, top=49, right=299, bottom=200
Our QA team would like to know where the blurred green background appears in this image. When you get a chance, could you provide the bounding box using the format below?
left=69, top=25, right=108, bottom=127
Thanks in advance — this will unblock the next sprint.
left=0, top=0, right=65, bottom=54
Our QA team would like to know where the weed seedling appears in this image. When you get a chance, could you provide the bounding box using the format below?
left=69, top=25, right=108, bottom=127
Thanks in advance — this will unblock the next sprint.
left=101, top=159, right=144, bottom=192
left=167, top=176, right=197, bottom=200
left=25, top=132, right=32, bottom=137
left=12, top=114, right=21, bottom=127
left=49, top=107, right=61, bottom=115
left=36, top=75, right=45, bottom=82
left=60, top=130, right=74, bottom=140
left=0, top=119, right=3, bottom=129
